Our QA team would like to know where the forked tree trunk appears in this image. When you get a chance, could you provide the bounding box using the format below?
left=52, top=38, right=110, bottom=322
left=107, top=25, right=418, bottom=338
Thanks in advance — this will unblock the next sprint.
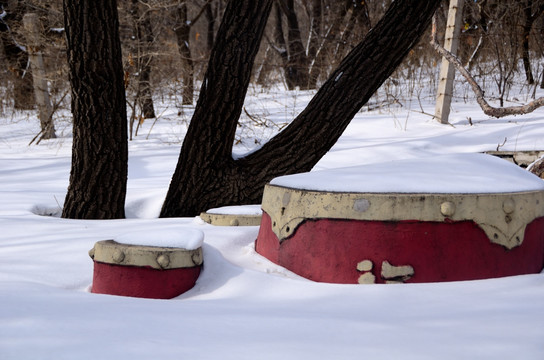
left=160, top=0, right=441, bottom=218
left=62, top=0, right=128, bottom=219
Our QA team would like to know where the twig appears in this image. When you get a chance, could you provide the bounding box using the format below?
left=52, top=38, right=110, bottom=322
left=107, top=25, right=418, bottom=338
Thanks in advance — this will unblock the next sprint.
left=29, top=89, right=68, bottom=146
left=243, top=106, right=268, bottom=127
left=496, top=137, right=507, bottom=151
left=146, top=107, right=168, bottom=140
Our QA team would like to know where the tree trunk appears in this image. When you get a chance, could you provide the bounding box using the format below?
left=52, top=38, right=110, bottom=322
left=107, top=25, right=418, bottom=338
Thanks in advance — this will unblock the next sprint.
left=174, top=2, right=194, bottom=106
left=466, top=0, right=489, bottom=70
left=521, top=1, right=544, bottom=85
left=160, top=0, right=441, bottom=218
left=130, top=0, right=156, bottom=118
left=62, top=0, right=128, bottom=219
left=0, top=0, right=34, bottom=109
left=279, top=0, right=311, bottom=90
left=434, top=0, right=464, bottom=124
left=522, top=0, right=535, bottom=84
left=336, top=0, right=372, bottom=59
left=272, top=2, right=291, bottom=89
left=161, top=0, right=274, bottom=217
left=306, top=0, right=321, bottom=88
left=204, top=2, right=215, bottom=52
left=308, top=1, right=351, bottom=87
left=23, top=13, right=56, bottom=139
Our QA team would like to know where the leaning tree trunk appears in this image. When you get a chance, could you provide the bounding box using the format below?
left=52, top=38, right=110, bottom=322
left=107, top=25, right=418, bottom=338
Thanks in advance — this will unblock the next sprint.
left=160, top=0, right=442, bottom=218
left=62, top=0, right=128, bottom=219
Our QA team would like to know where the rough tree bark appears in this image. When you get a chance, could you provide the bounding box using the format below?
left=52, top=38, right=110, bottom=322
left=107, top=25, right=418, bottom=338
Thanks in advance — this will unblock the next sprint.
left=62, top=0, right=128, bottom=219
left=160, top=0, right=442, bottom=217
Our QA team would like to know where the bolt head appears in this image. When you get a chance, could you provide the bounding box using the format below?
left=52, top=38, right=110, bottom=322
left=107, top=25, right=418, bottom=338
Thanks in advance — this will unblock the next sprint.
left=112, top=249, right=125, bottom=263
left=502, top=198, right=515, bottom=214
left=440, top=201, right=456, bottom=217
left=157, top=254, right=170, bottom=268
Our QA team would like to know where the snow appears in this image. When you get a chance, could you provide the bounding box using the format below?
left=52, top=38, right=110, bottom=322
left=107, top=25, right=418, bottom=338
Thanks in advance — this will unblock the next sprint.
left=271, top=152, right=544, bottom=193
left=206, top=204, right=263, bottom=215
left=2, top=86, right=544, bottom=359
left=114, top=227, right=203, bottom=249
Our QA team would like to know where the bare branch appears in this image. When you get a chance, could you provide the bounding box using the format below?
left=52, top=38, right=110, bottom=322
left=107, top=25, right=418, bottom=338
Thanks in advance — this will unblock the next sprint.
left=430, top=14, right=544, bottom=118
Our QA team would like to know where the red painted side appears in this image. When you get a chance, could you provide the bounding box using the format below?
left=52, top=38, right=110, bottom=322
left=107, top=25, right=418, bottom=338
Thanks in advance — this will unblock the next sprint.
left=255, top=212, right=544, bottom=284
left=91, top=262, right=201, bottom=299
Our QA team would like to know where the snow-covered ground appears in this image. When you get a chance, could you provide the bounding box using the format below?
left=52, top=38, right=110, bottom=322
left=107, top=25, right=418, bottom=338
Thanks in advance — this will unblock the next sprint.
left=1, top=87, right=544, bottom=359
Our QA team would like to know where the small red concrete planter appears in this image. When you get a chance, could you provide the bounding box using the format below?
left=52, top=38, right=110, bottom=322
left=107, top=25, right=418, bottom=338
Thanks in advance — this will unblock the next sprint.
left=89, top=229, right=203, bottom=299
left=255, top=154, right=544, bottom=284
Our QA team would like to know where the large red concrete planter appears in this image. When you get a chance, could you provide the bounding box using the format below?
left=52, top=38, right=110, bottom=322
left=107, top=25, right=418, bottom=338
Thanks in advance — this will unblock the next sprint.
left=89, top=229, right=203, bottom=299
left=255, top=154, right=544, bottom=284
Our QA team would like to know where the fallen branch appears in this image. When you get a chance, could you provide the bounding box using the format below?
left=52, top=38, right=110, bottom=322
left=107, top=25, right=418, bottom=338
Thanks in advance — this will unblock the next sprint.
left=430, top=15, right=544, bottom=118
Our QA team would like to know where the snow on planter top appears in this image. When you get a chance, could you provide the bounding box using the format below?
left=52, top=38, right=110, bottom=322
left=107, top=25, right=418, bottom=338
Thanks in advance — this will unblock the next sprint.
left=114, top=228, right=204, bottom=250
left=200, top=205, right=262, bottom=226
left=206, top=205, right=262, bottom=216
left=270, top=153, right=544, bottom=194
